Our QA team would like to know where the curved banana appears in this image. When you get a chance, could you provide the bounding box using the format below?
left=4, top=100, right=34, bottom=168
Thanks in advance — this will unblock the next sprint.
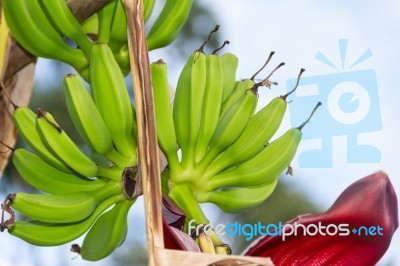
left=206, top=101, right=322, bottom=190
left=194, top=54, right=224, bottom=164
left=38, top=0, right=93, bottom=56
left=64, top=74, right=112, bottom=154
left=185, top=51, right=207, bottom=168
left=2, top=0, right=88, bottom=73
left=198, top=82, right=258, bottom=170
left=146, top=0, right=194, bottom=51
left=7, top=194, right=126, bottom=246
left=12, top=106, right=71, bottom=173
left=63, top=74, right=133, bottom=167
left=96, top=0, right=115, bottom=43
left=221, top=53, right=239, bottom=103
left=172, top=52, right=195, bottom=167
left=150, top=60, right=181, bottom=170
left=198, top=179, right=279, bottom=213
left=219, top=79, right=255, bottom=119
left=10, top=182, right=121, bottom=223
left=13, top=149, right=106, bottom=195
left=90, top=43, right=137, bottom=161
left=207, top=128, right=302, bottom=190
left=206, top=69, right=305, bottom=176
left=79, top=199, right=135, bottom=261
left=144, top=0, right=156, bottom=22
left=36, top=109, right=98, bottom=177
left=109, top=0, right=127, bottom=52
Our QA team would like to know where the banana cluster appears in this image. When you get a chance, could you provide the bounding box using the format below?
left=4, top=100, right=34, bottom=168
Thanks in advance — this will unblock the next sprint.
left=0, top=42, right=141, bottom=261
left=152, top=44, right=321, bottom=214
left=2, top=0, right=193, bottom=79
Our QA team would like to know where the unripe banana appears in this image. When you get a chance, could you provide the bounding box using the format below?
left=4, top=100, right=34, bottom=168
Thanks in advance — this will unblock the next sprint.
left=10, top=182, right=121, bottom=223
left=8, top=194, right=126, bottom=246
left=186, top=51, right=207, bottom=168
left=38, top=0, right=93, bottom=56
left=64, top=74, right=112, bottom=154
left=150, top=60, right=181, bottom=170
left=146, top=0, right=194, bottom=51
left=194, top=54, right=224, bottom=164
left=36, top=109, right=99, bottom=177
left=219, top=79, right=255, bottom=119
left=2, top=0, right=88, bottom=75
left=79, top=199, right=134, bottom=261
left=11, top=106, right=71, bottom=173
left=198, top=179, right=279, bottom=213
left=13, top=149, right=106, bottom=195
left=96, top=0, right=115, bottom=43
left=144, top=0, right=156, bottom=22
left=63, top=74, right=133, bottom=167
left=90, top=43, right=137, bottom=161
left=109, top=0, right=127, bottom=52
left=206, top=69, right=306, bottom=176
left=173, top=52, right=195, bottom=165
left=198, top=82, right=258, bottom=170
left=205, top=101, right=322, bottom=190
left=207, top=128, right=302, bottom=190
left=221, top=53, right=239, bottom=103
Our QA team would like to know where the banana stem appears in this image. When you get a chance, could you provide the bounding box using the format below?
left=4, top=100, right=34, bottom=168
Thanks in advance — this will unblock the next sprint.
left=168, top=183, right=226, bottom=248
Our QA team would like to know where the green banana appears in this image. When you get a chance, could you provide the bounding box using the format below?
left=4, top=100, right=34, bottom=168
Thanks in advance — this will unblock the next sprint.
left=206, top=128, right=302, bottom=190
left=11, top=106, right=72, bottom=173
left=221, top=53, right=239, bottom=103
left=2, top=0, right=88, bottom=75
left=205, top=69, right=306, bottom=176
left=38, top=0, right=93, bottom=56
left=144, top=0, right=156, bottom=22
left=109, top=0, right=127, bottom=52
left=13, top=149, right=106, bottom=195
left=7, top=194, right=126, bottom=246
left=96, top=0, right=115, bottom=43
left=64, top=74, right=112, bottom=154
left=79, top=199, right=135, bottom=261
left=150, top=60, right=181, bottom=170
left=186, top=51, right=207, bottom=168
left=198, top=81, right=259, bottom=170
left=205, top=101, right=322, bottom=190
left=198, top=179, right=279, bottom=214
left=146, top=0, right=194, bottom=51
left=194, top=53, right=224, bottom=164
left=63, top=74, right=133, bottom=167
left=10, top=181, right=121, bottom=223
left=36, top=109, right=98, bottom=177
left=90, top=43, right=137, bottom=161
left=218, top=79, right=255, bottom=119
left=220, top=53, right=278, bottom=117
left=172, top=52, right=195, bottom=166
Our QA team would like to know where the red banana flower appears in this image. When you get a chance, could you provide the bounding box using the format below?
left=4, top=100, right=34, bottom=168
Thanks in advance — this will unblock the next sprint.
left=243, top=171, right=399, bottom=266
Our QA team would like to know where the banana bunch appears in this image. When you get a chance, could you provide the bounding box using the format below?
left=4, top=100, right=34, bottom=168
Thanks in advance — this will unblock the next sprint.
left=0, top=42, right=139, bottom=261
left=3, top=0, right=193, bottom=79
left=151, top=38, right=321, bottom=215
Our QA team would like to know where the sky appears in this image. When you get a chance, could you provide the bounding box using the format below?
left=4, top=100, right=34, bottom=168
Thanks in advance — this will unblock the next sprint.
left=1, top=0, right=399, bottom=265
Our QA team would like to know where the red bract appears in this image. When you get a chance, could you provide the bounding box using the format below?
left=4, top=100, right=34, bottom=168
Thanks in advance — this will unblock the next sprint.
left=243, top=171, right=399, bottom=266
left=162, top=195, right=201, bottom=252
